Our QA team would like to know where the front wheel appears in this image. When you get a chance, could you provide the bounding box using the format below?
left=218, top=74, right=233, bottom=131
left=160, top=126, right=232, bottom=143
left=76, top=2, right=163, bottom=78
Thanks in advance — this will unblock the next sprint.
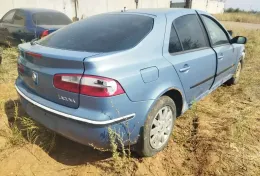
left=226, top=62, right=242, bottom=85
left=137, top=96, right=176, bottom=157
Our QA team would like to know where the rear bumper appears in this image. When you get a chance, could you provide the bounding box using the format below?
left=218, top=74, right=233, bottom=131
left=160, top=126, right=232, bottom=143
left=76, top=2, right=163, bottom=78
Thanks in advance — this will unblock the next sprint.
left=15, top=78, right=154, bottom=148
left=16, top=86, right=135, bottom=125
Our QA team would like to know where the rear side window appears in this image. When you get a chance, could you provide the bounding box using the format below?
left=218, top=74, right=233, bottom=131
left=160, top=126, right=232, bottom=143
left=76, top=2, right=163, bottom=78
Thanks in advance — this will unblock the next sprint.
left=38, top=14, right=154, bottom=53
left=32, top=12, right=71, bottom=25
left=169, top=25, right=182, bottom=53
left=13, top=10, right=26, bottom=26
left=2, top=10, right=15, bottom=23
left=174, top=15, right=208, bottom=51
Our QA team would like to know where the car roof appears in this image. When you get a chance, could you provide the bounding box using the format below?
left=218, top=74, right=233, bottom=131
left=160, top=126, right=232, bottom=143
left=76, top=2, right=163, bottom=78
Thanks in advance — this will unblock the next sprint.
left=15, top=8, right=62, bottom=14
left=125, top=8, right=197, bottom=17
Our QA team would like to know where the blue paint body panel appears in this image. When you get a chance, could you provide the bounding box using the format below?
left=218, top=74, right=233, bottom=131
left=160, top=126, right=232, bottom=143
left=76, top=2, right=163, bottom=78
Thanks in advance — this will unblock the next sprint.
left=0, top=8, right=71, bottom=46
left=15, top=8, right=245, bottom=149
left=140, top=67, right=159, bottom=83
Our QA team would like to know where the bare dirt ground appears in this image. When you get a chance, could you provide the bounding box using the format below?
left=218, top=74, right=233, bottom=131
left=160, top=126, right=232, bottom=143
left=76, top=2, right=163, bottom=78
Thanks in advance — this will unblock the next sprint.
left=1, top=22, right=260, bottom=176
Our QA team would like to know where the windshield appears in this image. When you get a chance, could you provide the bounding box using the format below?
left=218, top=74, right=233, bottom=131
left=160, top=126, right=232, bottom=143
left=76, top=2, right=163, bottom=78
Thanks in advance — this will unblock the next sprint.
left=38, top=14, right=154, bottom=52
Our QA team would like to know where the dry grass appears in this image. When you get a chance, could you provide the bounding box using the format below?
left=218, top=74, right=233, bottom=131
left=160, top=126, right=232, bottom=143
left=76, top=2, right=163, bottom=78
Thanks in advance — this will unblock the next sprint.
left=0, top=46, right=56, bottom=153
left=177, top=27, right=260, bottom=175
left=0, top=24, right=260, bottom=175
left=214, top=12, right=260, bottom=24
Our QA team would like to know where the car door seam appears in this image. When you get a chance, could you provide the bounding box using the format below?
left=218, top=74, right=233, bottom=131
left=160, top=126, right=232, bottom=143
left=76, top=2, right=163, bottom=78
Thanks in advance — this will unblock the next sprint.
left=216, top=64, right=235, bottom=77
left=196, top=10, right=218, bottom=90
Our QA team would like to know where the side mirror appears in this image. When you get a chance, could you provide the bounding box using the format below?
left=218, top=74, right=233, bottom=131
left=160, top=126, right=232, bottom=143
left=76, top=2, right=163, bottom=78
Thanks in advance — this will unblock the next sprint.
left=231, top=36, right=247, bottom=44
left=228, top=30, right=233, bottom=36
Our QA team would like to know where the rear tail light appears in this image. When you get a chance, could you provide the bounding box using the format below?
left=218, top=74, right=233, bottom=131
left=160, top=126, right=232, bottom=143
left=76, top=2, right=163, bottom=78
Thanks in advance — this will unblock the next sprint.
left=53, top=74, right=125, bottom=97
left=26, top=51, right=42, bottom=59
left=53, top=74, right=81, bottom=93
left=80, top=75, right=125, bottom=97
left=41, top=30, right=49, bottom=38
left=18, top=63, right=24, bottom=73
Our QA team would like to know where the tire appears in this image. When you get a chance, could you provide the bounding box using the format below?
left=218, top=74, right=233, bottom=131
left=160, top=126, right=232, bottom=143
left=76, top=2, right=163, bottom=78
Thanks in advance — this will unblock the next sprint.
left=226, top=62, right=242, bottom=85
left=137, top=96, right=176, bottom=157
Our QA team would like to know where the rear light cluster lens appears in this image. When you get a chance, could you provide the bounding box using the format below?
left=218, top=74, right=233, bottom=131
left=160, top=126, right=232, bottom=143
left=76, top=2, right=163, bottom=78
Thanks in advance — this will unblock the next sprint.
left=26, top=51, right=42, bottom=59
left=18, top=63, right=24, bottom=73
left=41, top=30, right=49, bottom=38
left=53, top=74, right=81, bottom=93
left=53, top=74, right=125, bottom=97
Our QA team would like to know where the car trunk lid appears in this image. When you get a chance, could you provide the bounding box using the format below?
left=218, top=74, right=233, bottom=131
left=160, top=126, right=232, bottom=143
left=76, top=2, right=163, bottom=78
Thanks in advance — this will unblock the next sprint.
left=18, top=43, right=99, bottom=108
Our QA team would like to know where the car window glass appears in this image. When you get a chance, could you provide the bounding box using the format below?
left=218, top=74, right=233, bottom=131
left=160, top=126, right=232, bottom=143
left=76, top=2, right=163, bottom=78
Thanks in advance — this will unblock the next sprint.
left=174, top=15, right=207, bottom=51
left=32, top=12, right=72, bottom=25
left=38, top=14, right=154, bottom=53
left=2, top=10, right=15, bottom=23
left=202, top=16, right=229, bottom=46
left=13, top=11, right=26, bottom=26
left=169, top=24, right=182, bottom=53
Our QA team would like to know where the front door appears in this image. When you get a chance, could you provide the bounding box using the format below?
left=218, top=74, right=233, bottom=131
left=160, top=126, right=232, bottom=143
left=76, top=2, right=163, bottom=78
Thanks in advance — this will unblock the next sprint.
left=200, top=15, right=237, bottom=88
left=8, top=10, right=27, bottom=45
left=0, top=10, right=16, bottom=45
left=163, top=14, right=217, bottom=104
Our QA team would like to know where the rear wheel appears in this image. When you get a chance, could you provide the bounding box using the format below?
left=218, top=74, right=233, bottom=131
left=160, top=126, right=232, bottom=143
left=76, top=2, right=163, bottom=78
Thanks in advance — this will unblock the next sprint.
left=226, top=62, right=242, bottom=85
left=138, top=96, right=176, bottom=157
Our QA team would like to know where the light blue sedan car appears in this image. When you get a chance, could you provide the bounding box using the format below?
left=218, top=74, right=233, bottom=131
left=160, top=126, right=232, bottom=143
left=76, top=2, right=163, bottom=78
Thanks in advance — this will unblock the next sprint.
left=16, top=8, right=247, bottom=157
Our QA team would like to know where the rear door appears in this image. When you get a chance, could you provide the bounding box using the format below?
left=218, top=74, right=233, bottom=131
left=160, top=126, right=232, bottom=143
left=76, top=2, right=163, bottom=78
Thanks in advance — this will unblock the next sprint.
left=163, top=14, right=217, bottom=104
left=32, top=12, right=72, bottom=38
left=0, top=10, right=15, bottom=44
left=200, top=15, right=236, bottom=88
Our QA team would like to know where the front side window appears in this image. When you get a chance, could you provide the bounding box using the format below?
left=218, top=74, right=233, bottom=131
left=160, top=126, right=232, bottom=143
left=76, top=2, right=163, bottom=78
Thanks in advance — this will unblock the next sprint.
left=174, top=15, right=208, bottom=51
left=38, top=14, right=154, bottom=53
left=13, top=10, right=26, bottom=26
left=2, top=10, right=15, bottom=23
left=169, top=24, right=183, bottom=53
left=202, top=16, right=229, bottom=46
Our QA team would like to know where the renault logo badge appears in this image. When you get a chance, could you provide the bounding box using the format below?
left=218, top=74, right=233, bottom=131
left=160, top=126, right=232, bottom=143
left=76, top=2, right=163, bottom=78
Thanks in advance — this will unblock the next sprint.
left=32, top=71, right=38, bottom=85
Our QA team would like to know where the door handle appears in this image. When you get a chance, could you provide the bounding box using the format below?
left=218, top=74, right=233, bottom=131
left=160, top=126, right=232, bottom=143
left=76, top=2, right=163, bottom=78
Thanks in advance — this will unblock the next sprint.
left=218, top=54, right=224, bottom=60
left=179, top=65, right=190, bottom=72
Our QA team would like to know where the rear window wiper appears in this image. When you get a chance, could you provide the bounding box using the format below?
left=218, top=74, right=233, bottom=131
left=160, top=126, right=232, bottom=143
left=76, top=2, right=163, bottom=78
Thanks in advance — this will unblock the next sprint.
left=30, top=38, right=38, bottom=45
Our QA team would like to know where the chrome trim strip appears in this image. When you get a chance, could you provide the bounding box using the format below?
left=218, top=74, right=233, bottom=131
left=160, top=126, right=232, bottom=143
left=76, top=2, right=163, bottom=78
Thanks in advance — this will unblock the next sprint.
left=15, top=86, right=135, bottom=125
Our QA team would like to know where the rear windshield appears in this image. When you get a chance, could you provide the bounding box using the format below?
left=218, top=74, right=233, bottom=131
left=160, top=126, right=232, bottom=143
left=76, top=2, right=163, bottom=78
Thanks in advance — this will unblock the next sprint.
left=38, top=14, right=154, bottom=52
left=32, top=12, right=72, bottom=25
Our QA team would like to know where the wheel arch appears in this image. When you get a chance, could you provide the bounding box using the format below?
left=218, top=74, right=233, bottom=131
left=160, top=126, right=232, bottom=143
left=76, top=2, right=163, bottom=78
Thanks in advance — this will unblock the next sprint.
left=148, top=87, right=186, bottom=118
left=162, top=88, right=184, bottom=117
left=240, top=53, right=245, bottom=69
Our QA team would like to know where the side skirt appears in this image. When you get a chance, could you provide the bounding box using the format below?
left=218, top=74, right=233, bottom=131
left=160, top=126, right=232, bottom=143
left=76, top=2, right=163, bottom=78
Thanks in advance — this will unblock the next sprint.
left=188, top=74, right=233, bottom=107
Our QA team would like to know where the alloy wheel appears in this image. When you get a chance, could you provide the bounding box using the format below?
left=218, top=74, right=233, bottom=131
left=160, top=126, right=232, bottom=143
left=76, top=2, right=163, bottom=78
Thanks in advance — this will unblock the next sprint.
left=149, top=106, right=173, bottom=149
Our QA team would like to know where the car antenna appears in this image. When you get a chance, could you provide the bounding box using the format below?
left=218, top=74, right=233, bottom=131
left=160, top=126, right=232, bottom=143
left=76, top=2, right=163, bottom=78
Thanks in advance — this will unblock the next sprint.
left=30, top=38, right=38, bottom=45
